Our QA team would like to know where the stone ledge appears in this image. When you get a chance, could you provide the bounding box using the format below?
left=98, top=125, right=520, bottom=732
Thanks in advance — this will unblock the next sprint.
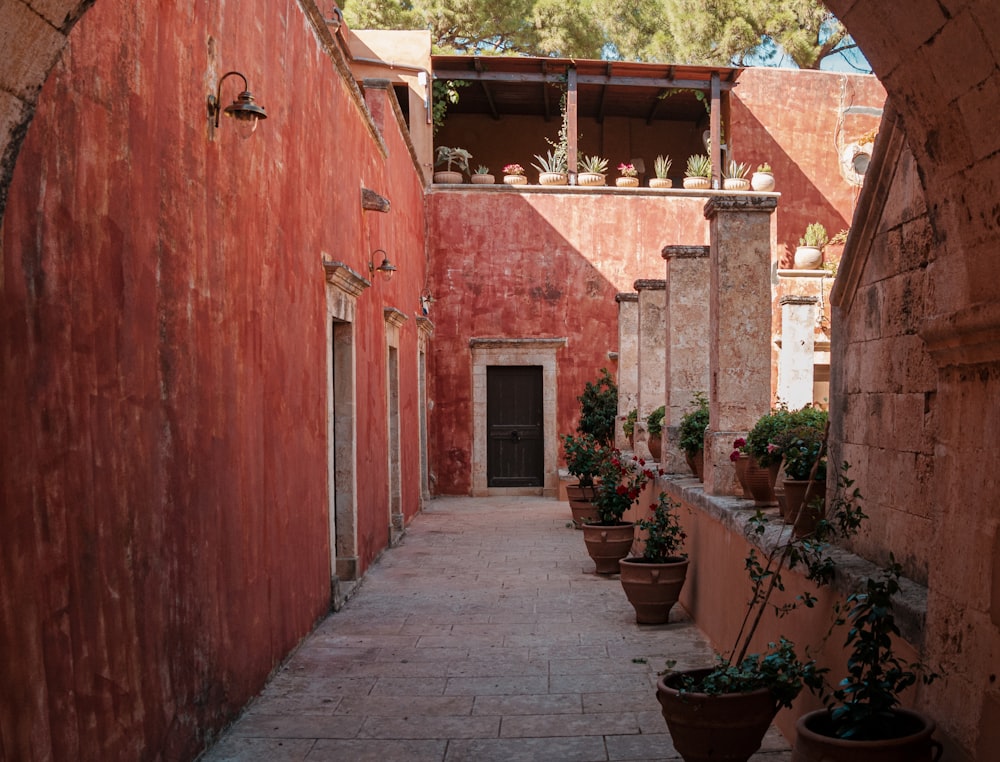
left=656, top=473, right=928, bottom=647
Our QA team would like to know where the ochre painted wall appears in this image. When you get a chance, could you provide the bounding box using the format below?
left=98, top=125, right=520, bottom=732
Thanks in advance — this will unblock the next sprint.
left=0, top=2, right=427, bottom=759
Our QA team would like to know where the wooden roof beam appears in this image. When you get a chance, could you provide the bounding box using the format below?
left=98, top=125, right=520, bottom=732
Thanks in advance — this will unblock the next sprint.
left=474, top=58, right=500, bottom=121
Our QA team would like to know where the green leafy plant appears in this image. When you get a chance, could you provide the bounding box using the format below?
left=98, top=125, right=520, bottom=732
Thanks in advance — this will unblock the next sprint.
left=578, top=154, right=608, bottom=174
left=756, top=163, right=772, bottom=174
left=592, top=450, right=660, bottom=524
left=622, top=408, right=638, bottom=440
left=576, top=369, right=618, bottom=447
left=637, top=492, right=686, bottom=562
left=647, top=405, right=665, bottom=438
left=746, top=404, right=793, bottom=467
left=775, top=422, right=828, bottom=481
left=817, top=558, right=939, bottom=741
left=560, top=433, right=605, bottom=488
left=677, top=392, right=709, bottom=456
left=724, top=159, right=750, bottom=179
left=434, top=145, right=472, bottom=173
left=532, top=149, right=568, bottom=175
left=669, top=463, right=868, bottom=705
left=685, top=154, right=711, bottom=178
left=653, top=154, right=672, bottom=179
left=800, top=222, right=829, bottom=248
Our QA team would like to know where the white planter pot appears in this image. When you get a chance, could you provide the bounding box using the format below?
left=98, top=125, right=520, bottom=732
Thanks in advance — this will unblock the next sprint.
left=577, top=172, right=606, bottom=186
left=537, top=172, right=568, bottom=186
left=503, top=175, right=527, bottom=185
left=616, top=176, right=639, bottom=187
left=649, top=177, right=672, bottom=189
left=683, top=176, right=710, bottom=190
left=751, top=172, right=775, bottom=191
left=723, top=178, right=750, bottom=191
left=794, top=245, right=824, bottom=269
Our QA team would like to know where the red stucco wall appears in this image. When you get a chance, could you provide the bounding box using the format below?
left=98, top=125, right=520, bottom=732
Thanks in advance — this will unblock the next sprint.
left=426, top=189, right=709, bottom=494
left=0, top=2, right=427, bottom=759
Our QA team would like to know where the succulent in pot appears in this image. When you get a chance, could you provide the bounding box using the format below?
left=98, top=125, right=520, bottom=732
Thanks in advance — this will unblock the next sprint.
left=683, top=153, right=711, bottom=189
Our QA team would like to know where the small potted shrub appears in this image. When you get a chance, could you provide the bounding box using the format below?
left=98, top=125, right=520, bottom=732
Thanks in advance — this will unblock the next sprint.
left=575, top=368, right=618, bottom=447
left=616, top=162, right=639, bottom=187
left=751, top=162, right=775, bottom=191
left=646, top=405, right=665, bottom=461
left=775, top=419, right=829, bottom=534
left=433, top=146, right=471, bottom=183
left=502, top=163, right=527, bottom=186
left=532, top=149, right=568, bottom=185
left=677, top=392, right=709, bottom=479
left=470, top=165, right=494, bottom=185
left=650, top=154, right=672, bottom=188
left=561, top=433, right=605, bottom=527
left=745, top=405, right=794, bottom=506
left=795, top=222, right=828, bottom=269
left=683, top=154, right=711, bottom=189
left=794, top=559, right=941, bottom=761
left=582, top=450, right=659, bottom=573
left=622, top=408, right=638, bottom=448
left=619, top=492, right=688, bottom=624
left=577, top=154, right=608, bottom=186
left=723, top=159, right=751, bottom=191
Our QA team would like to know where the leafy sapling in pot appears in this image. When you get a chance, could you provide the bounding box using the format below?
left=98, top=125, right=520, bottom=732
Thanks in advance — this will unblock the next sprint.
left=794, top=557, right=942, bottom=759
left=560, top=433, right=604, bottom=489
left=655, top=462, right=869, bottom=762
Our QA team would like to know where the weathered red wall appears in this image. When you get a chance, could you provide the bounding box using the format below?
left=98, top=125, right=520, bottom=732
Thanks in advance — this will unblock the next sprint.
left=0, top=2, right=426, bottom=759
left=426, top=189, right=709, bottom=493
left=732, top=68, right=886, bottom=266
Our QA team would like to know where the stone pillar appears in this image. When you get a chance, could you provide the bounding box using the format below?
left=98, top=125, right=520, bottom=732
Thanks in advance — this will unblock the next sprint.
left=778, top=296, right=818, bottom=410
left=635, top=280, right=667, bottom=461
left=703, top=195, right=778, bottom=495
left=615, top=292, right=639, bottom=450
left=662, top=246, right=711, bottom=474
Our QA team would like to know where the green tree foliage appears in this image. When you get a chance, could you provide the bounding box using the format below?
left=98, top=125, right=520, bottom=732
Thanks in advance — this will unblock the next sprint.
left=341, top=0, right=863, bottom=71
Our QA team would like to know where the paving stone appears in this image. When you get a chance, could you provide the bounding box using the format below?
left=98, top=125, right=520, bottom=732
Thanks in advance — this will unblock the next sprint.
left=200, top=496, right=792, bottom=762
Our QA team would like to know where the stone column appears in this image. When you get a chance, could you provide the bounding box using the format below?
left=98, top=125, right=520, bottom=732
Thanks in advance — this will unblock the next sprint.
left=615, top=292, right=639, bottom=450
left=778, top=296, right=818, bottom=410
left=662, top=246, right=711, bottom=474
left=703, top=195, right=778, bottom=495
left=635, top=280, right=667, bottom=461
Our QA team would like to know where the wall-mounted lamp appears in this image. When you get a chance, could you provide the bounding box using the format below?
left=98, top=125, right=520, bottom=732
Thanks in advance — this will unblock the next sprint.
left=369, top=249, right=397, bottom=281
left=207, top=71, right=268, bottom=138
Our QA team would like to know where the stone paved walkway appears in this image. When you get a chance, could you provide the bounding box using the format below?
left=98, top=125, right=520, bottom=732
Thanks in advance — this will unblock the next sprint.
left=200, top=496, right=792, bottom=761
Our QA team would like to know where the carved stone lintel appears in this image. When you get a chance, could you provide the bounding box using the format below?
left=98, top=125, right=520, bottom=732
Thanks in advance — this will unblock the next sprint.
left=662, top=245, right=710, bottom=259
left=361, top=187, right=390, bottom=213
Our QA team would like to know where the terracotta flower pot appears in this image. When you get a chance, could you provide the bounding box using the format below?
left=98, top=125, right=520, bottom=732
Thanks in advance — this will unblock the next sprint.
left=581, top=521, right=635, bottom=574
left=792, top=708, right=942, bottom=762
left=503, top=174, right=527, bottom=185
left=782, top=479, right=826, bottom=536
left=657, top=669, right=779, bottom=762
left=433, top=170, right=464, bottom=184
left=566, top=483, right=597, bottom=529
left=616, top=176, right=639, bottom=187
left=649, top=177, right=672, bottom=189
left=684, top=450, right=704, bottom=481
left=537, top=171, right=568, bottom=185
left=648, top=434, right=662, bottom=461
left=577, top=172, right=605, bottom=186
left=618, top=556, right=689, bottom=624
left=734, top=453, right=750, bottom=497
left=744, top=456, right=777, bottom=507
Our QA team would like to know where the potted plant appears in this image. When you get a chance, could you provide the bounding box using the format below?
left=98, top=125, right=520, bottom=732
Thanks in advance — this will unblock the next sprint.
left=619, top=492, right=688, bottom=624
left=793, top=559, right=941, bottom=761
left=677, top=392, right=709, bottom=480
left=745, top=405, right=794, bottom=506
left=650, top=154, right=672, bottom=189
left=657, top=465, right=868, bottom=762
left=622, top=408, right=638, bottom=449
left=795, top=222, right=828, bottom=269
left=752, top=162, right=775, bottom=191
left=731, top=436, right=752, bottom=497
left=582, top=450, right=658, bottom=573
left=561, top=432, right=605, bottom=527
left=775, top=419, right=829, bottom=534
left=532, top=149, right=568, bottom=185
left=646, top=405, right=665, bottom=461
left=683, top=154, right=711, bottom=189
left=470, top=165, right=494, bottom=185
left=576, top=368, right=618, bottom=447
left=723, top=159, right=751, bottom=191
left=502, top=163, right=527, bottom=186
left=577, top=154, right=608, bottom=186
left=616, top=162, right=639, bottom=187
left=433, top=145, right=471, bottom=183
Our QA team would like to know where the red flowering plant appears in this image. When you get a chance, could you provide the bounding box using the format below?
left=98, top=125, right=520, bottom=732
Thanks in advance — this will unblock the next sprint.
left=637, top=493, right=687, bottom=563
left=730, top=437, right=748, bottom=463
left=592, top=449, right=662, bottom=525
left=618, top=162, right=638, bottom=177
left=502, top=163, right=525, bottom=176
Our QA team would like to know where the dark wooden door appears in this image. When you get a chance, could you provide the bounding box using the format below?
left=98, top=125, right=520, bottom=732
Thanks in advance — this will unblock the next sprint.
left=487, top=366, right=543, bottom=487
